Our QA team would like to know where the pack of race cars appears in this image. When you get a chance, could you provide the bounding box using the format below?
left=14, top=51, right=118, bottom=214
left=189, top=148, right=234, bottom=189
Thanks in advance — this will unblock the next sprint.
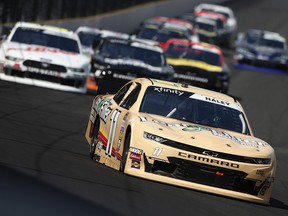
left=0, top=3, right=279, bottom=204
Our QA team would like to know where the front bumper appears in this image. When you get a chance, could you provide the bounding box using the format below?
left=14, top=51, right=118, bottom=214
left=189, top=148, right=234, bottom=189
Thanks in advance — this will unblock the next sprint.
left=91, top=69, right=174, bottom=94
left=0, top=61, right=88, bottom=93
left=125, top=150, right=275, bottom=204
left=234, top=54, right=288, bottom=71
left=173, top=70, right=229, bottom=93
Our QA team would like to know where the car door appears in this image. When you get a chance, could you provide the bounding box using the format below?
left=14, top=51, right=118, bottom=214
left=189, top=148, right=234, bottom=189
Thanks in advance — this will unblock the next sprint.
left=104, top=81, right=142, bottom=164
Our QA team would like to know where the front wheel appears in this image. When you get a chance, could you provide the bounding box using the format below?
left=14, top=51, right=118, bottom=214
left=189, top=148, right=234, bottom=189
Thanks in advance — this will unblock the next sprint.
left=120, top=132, right=130, bottom=172
left=90, top=117, right=100, bottom=160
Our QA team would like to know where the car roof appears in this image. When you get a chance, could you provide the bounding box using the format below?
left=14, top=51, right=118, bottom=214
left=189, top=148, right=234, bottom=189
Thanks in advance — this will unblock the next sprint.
left=12, top=22, right=75, bottom=39
left=103, top=36, right=164, bottom=53
left=195, top=4, right=233, bottom=15
left=247, top=29, right=286, bottom=42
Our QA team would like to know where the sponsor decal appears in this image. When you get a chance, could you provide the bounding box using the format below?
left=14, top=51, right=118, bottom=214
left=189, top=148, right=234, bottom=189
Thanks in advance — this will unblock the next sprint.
left=151, top=79, right=180, bottom=87
left=130, top=152, right=141, bottom=161
left=205, top=96, right=230, bottom=106
left=129, top=147, right=143, bottom=155
left=210, top=129, right=268, bottom=147
left=140, top=116, right=268, bottom=147
left=93, top=97, right=112, bottom=123
left=189, top=94, right=241, bottom=111
left=143, top=132, right=167, bottom=143
left=173, top=73, right=208, bottom=83
left=154, top=87, right=184, bottom=96
left=27, top=67, right=60, bottom=76
left=116, top=113, right=128, bottom=159
left=178, top=152, right=240, bottom=168
left=131, top=160, right=141, bottom=169
left=182, top=125, right=209, bottom=132
left=139, top=116, right=190, bottom=128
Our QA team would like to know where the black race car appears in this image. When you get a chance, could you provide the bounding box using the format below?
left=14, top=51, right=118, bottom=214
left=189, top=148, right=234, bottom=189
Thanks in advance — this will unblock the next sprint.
left=91, top=37, right=174, bottom=94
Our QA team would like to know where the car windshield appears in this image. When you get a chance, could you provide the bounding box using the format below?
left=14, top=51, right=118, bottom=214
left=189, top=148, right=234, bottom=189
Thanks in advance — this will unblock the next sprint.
left=165, top=44, right=221, bottom=66
left=138, top=28, right=188, bottom=43
left=139, top=86, right=250, bottom=135
left=77, top=31, right=101, bottom=47
left=246, top=34, right=285, bottom=49
left=11, top=27, right=80, bottom=53
left=195, top=21, right=216, bottom=32
left=99, top=40, right=164, bottom=67
left=259, top=38, right=285, bottom=49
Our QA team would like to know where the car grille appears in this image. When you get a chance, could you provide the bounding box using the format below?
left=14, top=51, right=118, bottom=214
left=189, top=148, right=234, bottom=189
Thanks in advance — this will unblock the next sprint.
left=149, top=157, right=259, bottom=195
left=155, top=135, right=264, bottom=164
left=23, top=60, right=67, bottom=73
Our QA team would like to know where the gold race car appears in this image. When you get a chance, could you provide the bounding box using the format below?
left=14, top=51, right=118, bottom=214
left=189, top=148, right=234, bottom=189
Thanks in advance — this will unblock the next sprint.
left=85, top=78, right=276, bottom=204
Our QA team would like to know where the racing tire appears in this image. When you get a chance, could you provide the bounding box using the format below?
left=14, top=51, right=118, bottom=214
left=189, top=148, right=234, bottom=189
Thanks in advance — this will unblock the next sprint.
left=120, top=132, right=131, bottom=172
left=89, top=117, right=100, bottom=160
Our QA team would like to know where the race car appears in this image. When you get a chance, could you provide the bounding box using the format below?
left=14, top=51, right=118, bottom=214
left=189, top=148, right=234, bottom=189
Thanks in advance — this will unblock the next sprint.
left=90, top=36, right=174, bottom=94
left=194, top=3, right=237, bottom=33
left=163, top=39, right=230, bottom=93
left=234, top=29, right=288, bottom=72
left=0, top=22, right=91, bottom=93
left=134, top=16, right=198, bottom=42
left=136, top=21, right=198, bottom=49
left=194, top=3, right=237, bottom=47
left=75, top=26, right=130, bottom=56
left=85, top=78, right=276, bottom=205
left=194, top=11, right=231, bottom=46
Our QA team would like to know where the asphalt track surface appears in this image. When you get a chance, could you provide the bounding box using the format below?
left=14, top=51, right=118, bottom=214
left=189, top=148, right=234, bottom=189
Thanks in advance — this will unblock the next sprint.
left=1, top=0, right=288, bottom=215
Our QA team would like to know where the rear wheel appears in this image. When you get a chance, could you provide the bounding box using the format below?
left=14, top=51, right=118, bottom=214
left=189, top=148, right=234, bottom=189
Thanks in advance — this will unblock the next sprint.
left=120, top=132, right=130, bottom=172
left=90, top=117, right=100, bottom=160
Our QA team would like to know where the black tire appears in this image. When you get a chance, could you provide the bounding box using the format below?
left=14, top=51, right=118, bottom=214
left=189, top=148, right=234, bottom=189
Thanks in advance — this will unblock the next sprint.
left=89, top=117, right=100, bottom=160
left=120, top=132, right=131, bottom=172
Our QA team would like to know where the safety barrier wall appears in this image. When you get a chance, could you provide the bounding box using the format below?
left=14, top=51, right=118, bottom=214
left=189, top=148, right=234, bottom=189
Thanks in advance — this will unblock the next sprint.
left=0, top=0, right=231, bottom=35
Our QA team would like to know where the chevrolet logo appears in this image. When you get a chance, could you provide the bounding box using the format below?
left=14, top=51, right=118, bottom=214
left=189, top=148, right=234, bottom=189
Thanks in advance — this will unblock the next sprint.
left=202, top=151, right=218, bottom=157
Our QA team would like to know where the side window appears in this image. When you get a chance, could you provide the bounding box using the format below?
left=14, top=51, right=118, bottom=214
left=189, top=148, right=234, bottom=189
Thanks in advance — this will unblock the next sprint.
left=121, top=83, right=141, bottom=109
left=113, top=82, right=132, bottom=105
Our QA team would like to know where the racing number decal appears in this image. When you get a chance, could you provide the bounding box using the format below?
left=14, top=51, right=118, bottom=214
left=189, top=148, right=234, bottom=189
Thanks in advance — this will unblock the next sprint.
left=106, top=109, right=121, bottom=156
left=152, top=147, right=163, bottom=156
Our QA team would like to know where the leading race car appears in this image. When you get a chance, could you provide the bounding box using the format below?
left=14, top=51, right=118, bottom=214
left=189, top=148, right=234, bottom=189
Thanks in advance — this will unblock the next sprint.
left=0, top=22, right=91, bottom=93
left=85, top=78, right=276, bottom=204
left=234, top=29, right=288, bottom=72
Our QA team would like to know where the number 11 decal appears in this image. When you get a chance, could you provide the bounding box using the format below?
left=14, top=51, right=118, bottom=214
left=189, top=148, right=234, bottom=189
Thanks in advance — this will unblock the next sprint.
left=152, top=147, right=163, bottom=156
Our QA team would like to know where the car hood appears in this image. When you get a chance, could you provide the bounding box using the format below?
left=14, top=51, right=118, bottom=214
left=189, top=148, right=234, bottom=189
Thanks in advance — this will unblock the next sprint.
left=2, top=41, right=90, bottom=67
left=138, top=113, right=274, bottom=158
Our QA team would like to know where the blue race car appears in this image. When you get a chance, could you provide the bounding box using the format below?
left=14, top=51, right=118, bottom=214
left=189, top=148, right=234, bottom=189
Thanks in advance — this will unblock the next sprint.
left=234, top=29, right=288, bottom=72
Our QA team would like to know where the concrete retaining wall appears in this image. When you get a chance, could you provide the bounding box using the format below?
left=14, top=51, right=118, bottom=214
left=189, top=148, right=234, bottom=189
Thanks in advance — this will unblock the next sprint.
left=42, top=0, right=230, bottom=33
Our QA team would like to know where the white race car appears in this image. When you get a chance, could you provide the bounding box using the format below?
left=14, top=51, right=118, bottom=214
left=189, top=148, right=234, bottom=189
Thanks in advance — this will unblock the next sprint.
left=0, top=22, right=91, bottom=93
left=194, top=3, right=237, bottom=47
left=76, top=26, right=130, bottom=56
